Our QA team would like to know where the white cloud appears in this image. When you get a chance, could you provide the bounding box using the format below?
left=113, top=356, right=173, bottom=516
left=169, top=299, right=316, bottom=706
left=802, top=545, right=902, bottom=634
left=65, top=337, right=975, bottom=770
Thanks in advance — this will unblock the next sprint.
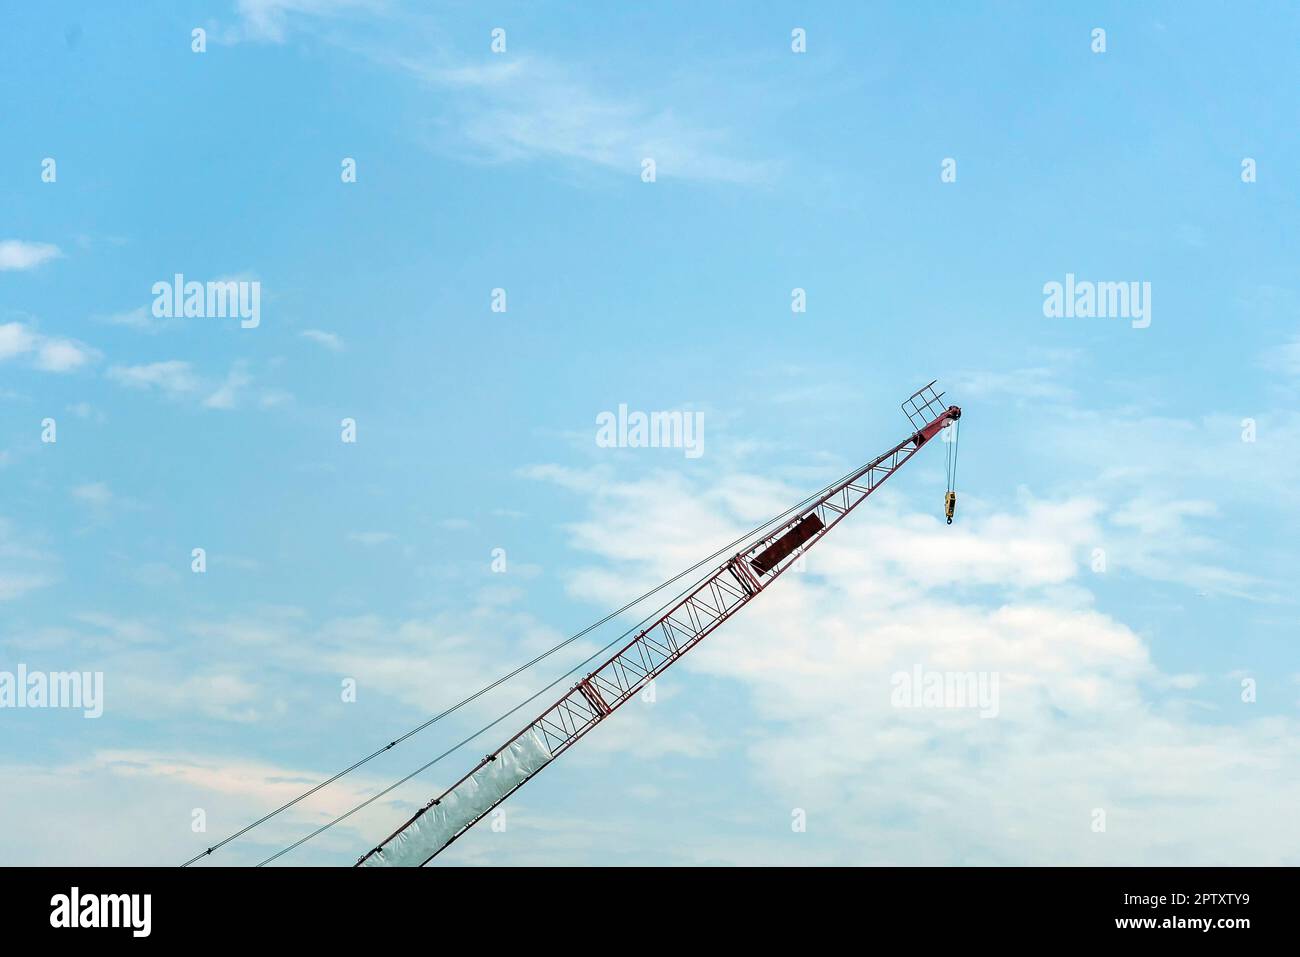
left=108, top=359, right=284, bottom=411
left=1033, top=407, right=1288, bottom=597
left=0, top=240, right=62, bottom=271
left=300, top=328, right=344, bottom=351
left=71, top=482, right=113, bottom=507
left=67, top=402, right=105, bottom=422
left=1264, top=335, right=1300, bottom=377
left=225, top=5, right=772, bottom=184
left=522, top=460, right=1300, bottom=864
left=72, top=612, right=167, bottom=647
left=0, top=749, right=396, bottom=866
left=0, top=519, right=55, bottom=601
left=95, top=306, right=159, bottom=332
left=34, top=338, right=95, bottom=372
left=308, top=609, right=584, bottom=721
left=115, top=673, right=273, bottom=724
left=232, top=0, right=382, bottom=43
left=0, top=573, right=52, bottom=601
left=954, top=366, right=1077, bottom=402
left=107, top=360, right=200, bottom=395
left=0, top=322, right=37, bottom=359
left=0, top=322, right=96, bottom=373
left=55, top=603, right=577, bottom=737
left=347, top=531, right=395, bottom=546
left=203, top=363, right=254, bottom=409
left=392, top=55, right=776, bottom=185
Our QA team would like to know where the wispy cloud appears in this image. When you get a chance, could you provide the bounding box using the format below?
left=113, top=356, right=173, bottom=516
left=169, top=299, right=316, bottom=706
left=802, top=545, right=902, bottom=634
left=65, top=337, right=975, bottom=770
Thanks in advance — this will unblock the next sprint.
left=347, top=531, right=395, bottom=546
left=301, top=329, right=344, bottom=351
left=0, top=748, right=389, bottom=865
left=67, top=402, right=105, bottom=422
left=525, top=460, right=1300, bottom=864
left=223, top=2, right=773, bottom=184
left=0, top=323, right=37, bottom=360
left=107, top=360, right=200, bottom=396
left=1262, top=334, right=1300, bottom=378
left=203, top=362, right=254, bottom=410
left=107, top=359, right=278, bottom=411
left=94, top=306, right=170, bottom=334
left=71, top=482, right=113, bottom=508
left=0, top=240, right=62, bottom=271
left=393, top=55, right=776, bottom=185
left=231, top=0, right=384, bottom=44
left=0, top=519, right=56, bottom=601
left=35, top=338, right=95, bottom=372
left=0, top=573, right=52, bottom=601
left=953, top=365, right=1077, bottom=402
left=0, top=321, right=97, bottom=373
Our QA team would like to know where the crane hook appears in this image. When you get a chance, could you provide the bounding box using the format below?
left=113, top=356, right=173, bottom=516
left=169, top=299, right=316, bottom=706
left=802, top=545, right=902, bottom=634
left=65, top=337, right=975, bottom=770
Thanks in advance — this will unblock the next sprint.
left=944, top=491, right=956, bottom=525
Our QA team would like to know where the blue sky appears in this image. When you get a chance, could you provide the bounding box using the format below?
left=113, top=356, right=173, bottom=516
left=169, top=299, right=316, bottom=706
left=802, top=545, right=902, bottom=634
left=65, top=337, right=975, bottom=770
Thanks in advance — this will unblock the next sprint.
left=1, top=1, right=1298, bottom=865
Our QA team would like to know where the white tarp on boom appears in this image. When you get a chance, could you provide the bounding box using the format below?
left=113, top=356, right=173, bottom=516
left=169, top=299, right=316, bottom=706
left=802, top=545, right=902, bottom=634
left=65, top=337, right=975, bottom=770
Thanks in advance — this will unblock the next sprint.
left=361, top=728, right=553, bottom=867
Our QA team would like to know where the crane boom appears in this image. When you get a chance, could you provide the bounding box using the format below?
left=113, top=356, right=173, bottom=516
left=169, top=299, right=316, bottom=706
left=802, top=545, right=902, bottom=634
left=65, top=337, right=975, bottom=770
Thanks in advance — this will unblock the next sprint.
left=357, top=392, right=961, bottom=867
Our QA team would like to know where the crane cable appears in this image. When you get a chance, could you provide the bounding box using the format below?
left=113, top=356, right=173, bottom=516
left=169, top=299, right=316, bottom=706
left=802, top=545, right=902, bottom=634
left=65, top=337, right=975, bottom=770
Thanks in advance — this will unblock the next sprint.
left=182, top=455, right=871, bottom=866
left=258, top=574, right=706, bottom=867
left=255, top=467, right=864, bottom=867
left=944, top=417, right=961, bottom=524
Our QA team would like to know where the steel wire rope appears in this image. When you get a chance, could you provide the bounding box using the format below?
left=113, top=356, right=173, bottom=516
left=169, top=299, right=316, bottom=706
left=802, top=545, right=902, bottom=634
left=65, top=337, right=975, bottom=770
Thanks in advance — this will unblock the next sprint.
left=182, top=456, right=869, bottom=866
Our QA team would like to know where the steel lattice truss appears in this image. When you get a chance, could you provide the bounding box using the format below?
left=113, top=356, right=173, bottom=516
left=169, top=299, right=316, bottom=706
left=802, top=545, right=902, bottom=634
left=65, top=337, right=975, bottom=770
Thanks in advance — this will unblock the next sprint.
left=357, top=397, right=961, bottom=867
